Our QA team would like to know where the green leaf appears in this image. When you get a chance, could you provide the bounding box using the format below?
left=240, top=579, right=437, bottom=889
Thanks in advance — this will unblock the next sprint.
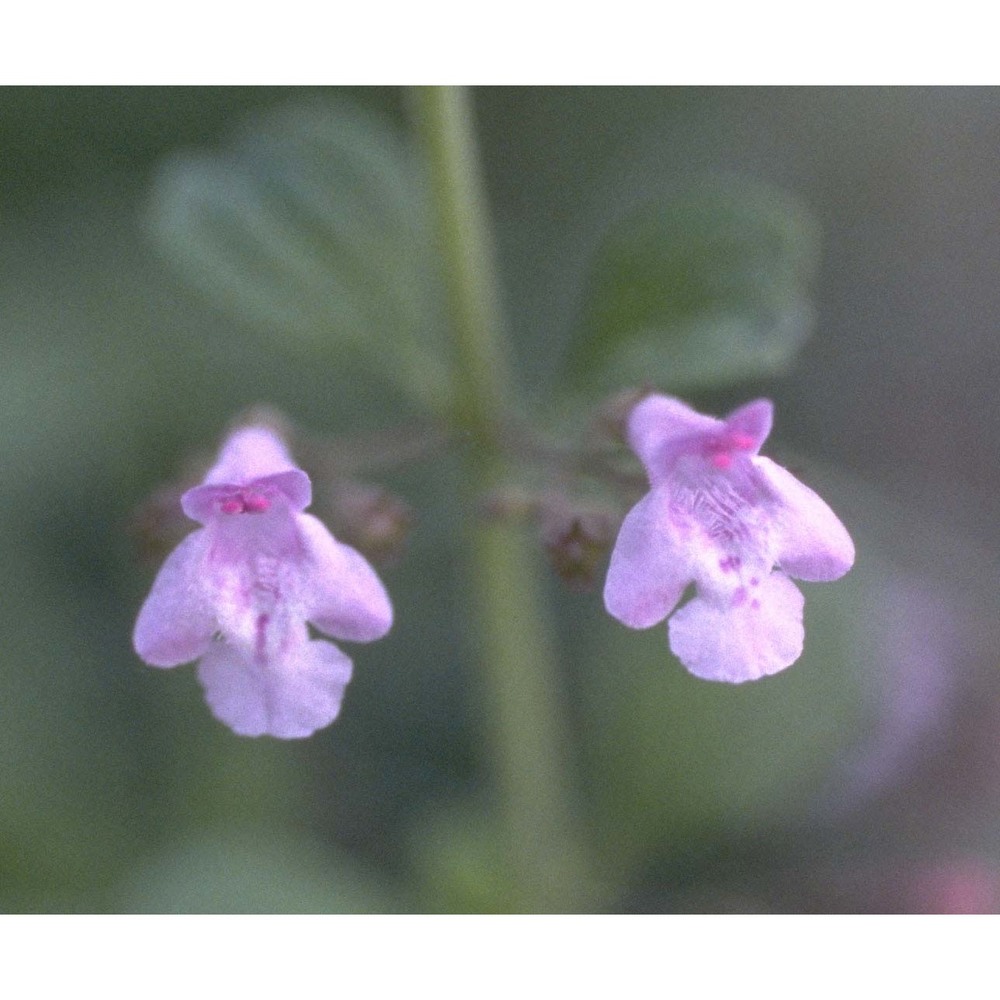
left=146, top=99, right=453, bottom=414
left=568, top=179, right=820, bottom=393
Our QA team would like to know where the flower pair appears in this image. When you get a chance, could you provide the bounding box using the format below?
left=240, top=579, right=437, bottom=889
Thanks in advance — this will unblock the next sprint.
left=134, top=395, right=854, bottom=738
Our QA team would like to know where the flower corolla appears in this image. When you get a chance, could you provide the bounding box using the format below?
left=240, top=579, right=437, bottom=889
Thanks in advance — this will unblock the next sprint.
left=133, top=426, right=393, bottom=738
left=603, top=394, right=854, bottom=682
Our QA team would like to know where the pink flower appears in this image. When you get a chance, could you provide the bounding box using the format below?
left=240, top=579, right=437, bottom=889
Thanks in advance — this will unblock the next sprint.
left=603, top=394, right=854, bottom=682
left=133, top=426, right=393, bottom=738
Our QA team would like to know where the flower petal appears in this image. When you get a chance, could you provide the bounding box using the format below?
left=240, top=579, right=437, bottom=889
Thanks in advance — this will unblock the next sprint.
left=604, top=489, right=692, bottom=629
left=753, top=456, right=855, bottom=581
left=724, top=398, right=773, bottom=451
left=204, top=427, right=298, bottom=486
left=668, top=572, right=805, bottom=682
left=182, top=470, right=312, bottom=523
left=133, top=529, right=216, bottom=667
left=627, top=394, right=721, bottom=482
left=255, top=470, right=312, bottom=511
left=197, top=638, right=353, bottom=739
left=295, top=513, right=393, bottom=642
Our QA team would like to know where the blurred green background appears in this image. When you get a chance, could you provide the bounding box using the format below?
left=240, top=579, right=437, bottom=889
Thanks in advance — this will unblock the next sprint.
left=3, top=86, right=1000, bottom=913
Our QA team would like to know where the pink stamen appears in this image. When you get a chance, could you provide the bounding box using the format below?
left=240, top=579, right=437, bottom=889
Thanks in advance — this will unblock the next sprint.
left=219, top=491, right=271, bottom=515
left=711, top=452, right=732, bottom=469
left=731, top=433, right=755, bottom=450
left=243, top=493, right=271, bottom=513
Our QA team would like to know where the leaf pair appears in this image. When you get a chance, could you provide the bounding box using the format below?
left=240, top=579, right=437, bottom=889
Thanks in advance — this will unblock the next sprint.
left=148, top=97, right=820, bottom=410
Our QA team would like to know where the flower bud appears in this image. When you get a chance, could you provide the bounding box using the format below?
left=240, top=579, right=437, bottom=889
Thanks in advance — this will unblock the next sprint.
left=327, top=481, right=412, bottom=566
left=540, top=505, right=615, bottom=592
left=593, top=386, right=655, bottom=445
left=129, top=483, right=198, bottom=567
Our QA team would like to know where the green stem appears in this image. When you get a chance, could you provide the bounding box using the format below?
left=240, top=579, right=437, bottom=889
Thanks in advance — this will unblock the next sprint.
left=410, top=86, right=511, bottom=440
left=412, top=86, right=591, bottom=911
left=472, top=510, right=593, bottom=911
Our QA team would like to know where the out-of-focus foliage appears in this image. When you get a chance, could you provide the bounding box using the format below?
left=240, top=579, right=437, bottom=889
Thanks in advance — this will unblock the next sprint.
left=147, top=99, right=452, bottom=415
left=581, top=565, right=869, bottom=874
left=119, top=826, right=403, bottom=913
left=2, top=87, right=1000, bottom=914
left=568, top=181, right=819, bottom=395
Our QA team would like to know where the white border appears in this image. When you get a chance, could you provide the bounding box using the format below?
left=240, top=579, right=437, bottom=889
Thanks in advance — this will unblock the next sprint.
left=3, top=2, right=991, bottom=84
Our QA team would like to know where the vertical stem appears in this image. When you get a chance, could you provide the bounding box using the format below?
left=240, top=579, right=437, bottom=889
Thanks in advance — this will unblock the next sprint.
left=411, top=86, right=511, bottom=440
left=412, top=86, right=591, bottom=911
left=471, top=514, right=592, bottom=911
